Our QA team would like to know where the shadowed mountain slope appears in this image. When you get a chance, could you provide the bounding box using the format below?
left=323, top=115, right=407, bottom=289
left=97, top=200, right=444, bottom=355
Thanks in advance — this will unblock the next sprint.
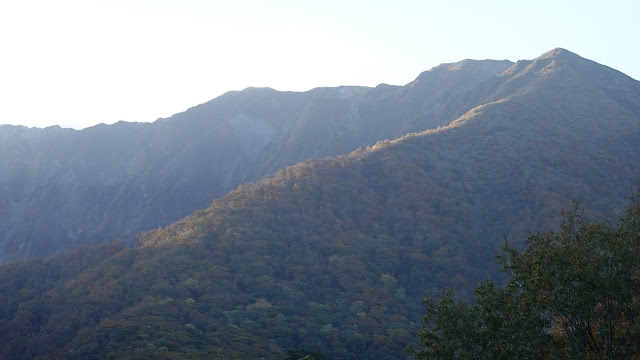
left=0, top=49, right=639, bottom=359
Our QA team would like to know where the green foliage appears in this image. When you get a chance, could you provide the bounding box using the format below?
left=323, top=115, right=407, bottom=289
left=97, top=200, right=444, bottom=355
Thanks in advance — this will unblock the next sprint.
left=410, top=195, right=640, bottom=360
left=283, top=349, right=333, bottom=360
left=408, top=281, right=551, bottom=360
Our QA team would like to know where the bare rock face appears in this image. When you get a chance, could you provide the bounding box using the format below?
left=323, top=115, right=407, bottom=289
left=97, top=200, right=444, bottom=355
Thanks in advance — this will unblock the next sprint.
left=228, top=114, right=276, bottom=160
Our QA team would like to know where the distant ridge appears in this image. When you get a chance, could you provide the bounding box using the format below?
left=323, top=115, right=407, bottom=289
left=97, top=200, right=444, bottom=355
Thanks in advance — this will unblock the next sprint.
left=0, top=48, right=638, bottom=263
left=0, top=55, right=513, bottom=261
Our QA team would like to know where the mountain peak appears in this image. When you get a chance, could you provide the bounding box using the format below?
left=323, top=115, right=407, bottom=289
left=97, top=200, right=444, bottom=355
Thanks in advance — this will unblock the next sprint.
left=537, top=48, right=583, bottom=62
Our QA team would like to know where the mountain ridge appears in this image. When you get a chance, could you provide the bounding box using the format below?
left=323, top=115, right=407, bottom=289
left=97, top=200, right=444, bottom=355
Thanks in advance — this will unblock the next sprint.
left=0, top=48, right=640, bottom=261
left=0, top=54, right=521, bottom=262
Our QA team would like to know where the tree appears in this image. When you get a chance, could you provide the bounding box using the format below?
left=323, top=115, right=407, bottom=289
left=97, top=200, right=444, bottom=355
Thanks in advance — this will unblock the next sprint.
left=409, top=195, right=640, bottom=360
left=407, top=282, right=553, bottom=360
left=283, top=349, right=332, bottom=360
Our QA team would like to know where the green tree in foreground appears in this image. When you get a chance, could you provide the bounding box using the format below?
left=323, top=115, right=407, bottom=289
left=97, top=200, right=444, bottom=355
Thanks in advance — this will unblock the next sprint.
left=409, top=194, right=640, bottom=360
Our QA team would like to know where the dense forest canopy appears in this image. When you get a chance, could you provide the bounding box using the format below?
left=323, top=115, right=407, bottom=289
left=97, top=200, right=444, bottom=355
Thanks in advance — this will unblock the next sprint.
left=410, top=194, right=640, bottom=360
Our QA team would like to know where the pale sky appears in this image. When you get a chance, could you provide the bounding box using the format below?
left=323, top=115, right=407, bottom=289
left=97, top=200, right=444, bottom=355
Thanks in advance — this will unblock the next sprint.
left=0, top=0, right=638, bottom=129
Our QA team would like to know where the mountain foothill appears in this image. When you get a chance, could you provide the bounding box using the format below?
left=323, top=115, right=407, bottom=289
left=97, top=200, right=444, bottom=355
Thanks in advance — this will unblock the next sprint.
left=0, top=48, right=639, bottom=359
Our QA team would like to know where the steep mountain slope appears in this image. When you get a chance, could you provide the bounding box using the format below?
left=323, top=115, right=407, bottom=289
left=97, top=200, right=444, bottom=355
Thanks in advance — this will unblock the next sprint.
left=0, top=60, right=513, bottom=262
left=0, top=49, right=639, bottom=359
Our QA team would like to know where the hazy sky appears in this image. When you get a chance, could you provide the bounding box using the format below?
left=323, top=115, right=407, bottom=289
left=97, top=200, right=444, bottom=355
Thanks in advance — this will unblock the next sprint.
left=1, top=0, right=638, bottom=129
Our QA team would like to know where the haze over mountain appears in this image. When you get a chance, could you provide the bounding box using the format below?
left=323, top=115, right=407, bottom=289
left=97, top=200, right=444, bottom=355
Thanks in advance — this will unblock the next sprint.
left=0, top=57, right=515, bottom=262
left=0, top=48, right=639, bottom=359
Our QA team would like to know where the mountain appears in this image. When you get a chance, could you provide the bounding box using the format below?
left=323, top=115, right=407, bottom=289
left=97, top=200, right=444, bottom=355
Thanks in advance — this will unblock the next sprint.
left=0, top=59, right=514, bottom=262
left=0, top=49, right=639, bottom=359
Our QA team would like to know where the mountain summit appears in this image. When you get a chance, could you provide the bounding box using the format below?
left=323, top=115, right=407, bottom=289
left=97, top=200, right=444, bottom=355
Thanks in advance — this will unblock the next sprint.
left=539, top=47, right=581, bottom=59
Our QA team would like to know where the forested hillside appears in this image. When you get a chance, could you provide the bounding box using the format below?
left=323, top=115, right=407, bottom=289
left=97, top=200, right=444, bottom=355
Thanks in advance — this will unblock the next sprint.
left=0, top=49, right=639, bottom=359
